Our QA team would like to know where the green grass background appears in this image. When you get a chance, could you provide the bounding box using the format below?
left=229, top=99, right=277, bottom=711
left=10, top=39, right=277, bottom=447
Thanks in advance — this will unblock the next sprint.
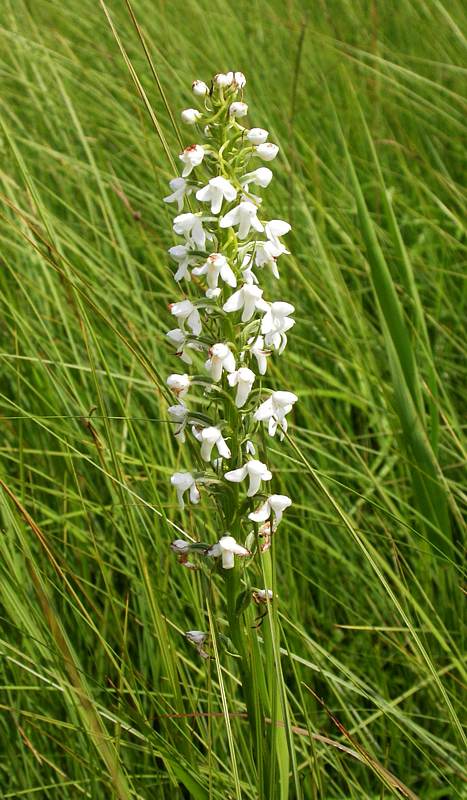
left=0, top=0, right=465, bottom=797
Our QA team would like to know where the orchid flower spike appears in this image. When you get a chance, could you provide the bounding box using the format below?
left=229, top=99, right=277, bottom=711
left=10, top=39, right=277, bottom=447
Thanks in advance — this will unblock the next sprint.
left=164, top=178, right=192, bottom=212
left=207, top=535, right=249, bottom=569
left=166, top=373, right=191, bottom=399
left=254, top=390, right=298, bottom=437
left=247, top=128, right=269, bottom=145
left=248, top=494, right=292, bottom=526
left=225, top=459, right=272, bottom=496
left=223, top=284, right=266, bottom=322
left=179, top=144, right=205, bottom=177
left=261, top=301, right=295, bottom=352
left=169, top=299, right=202, bottom=336
left=220, top=201, right=264, bottom=239
left=171, top=472, right=200, bottom=508
left=173, top=213, right=207, bottom=249
left=205, top=343, right=236, bottom=381
left=196, top=426, right=231, bottom=462
left=196, top=177, right=237, bottom=214
left=192, top=253, right=237, bottom=291
left=227, top=367, right=255, bottom=408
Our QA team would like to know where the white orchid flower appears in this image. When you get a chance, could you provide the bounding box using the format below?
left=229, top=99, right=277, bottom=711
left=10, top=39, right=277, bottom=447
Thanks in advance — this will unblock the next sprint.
left=166, top=328, right=192, bottom=364
left=194, top=426, right=231, bottom=461
left=181, top=108, right=202, bottom=125
left=227, top=367, right=255, bottom=408
left=171, top=471, right=200, bottom=508
left=225, top=459, right=272, bottom=497
left=245, top=439, right=256, bottom=455
left=252, top=588, right=274, bottom=604
left=229, top=101, right=248, bottom=118
left=248, top=494, right=292, bottom=526
left=169, top=299, right=202, bottom=336
left=220, top=201, right=264, bottom=239
left=168, top=244, right=199, bottom=282
left=240, top=167, right=273, bottom=188
left=173, top=213, right=207, bottom=249
left=166, top=373, right=191, bottom=399
left=223, top=284, right=267, bottom=322
left=186, top=630, right=207, bottom=645
left=170, top=538, right=191, bottom=554
left=255, top=143, right=279, bottom=161
left=260, top=301, right=295, bottom=352
left=265, top=219, right=291, bottom=249
left=196, top=177, right=237, bottom=214
left=168, top=404, right=188, bottom=442
left=207, top=535, right=249, bottom=569
left=164, top=178, right=192, bottom=212
left=247, top=128, right=269, bottom=145
left=179, top=144, right=205, bottom=177
left=248, top=335, right=269, bottom=375
left=192, top=252, right=237, bottom=291
left=254, top=390, right=298, bottom=437
left=214, top=72, right=233, bottom=87
left=192, top=80, right=209, bottom=96
left=205, top=343, right=236, bottom=381
left=231, top=71, right=246, bottom=88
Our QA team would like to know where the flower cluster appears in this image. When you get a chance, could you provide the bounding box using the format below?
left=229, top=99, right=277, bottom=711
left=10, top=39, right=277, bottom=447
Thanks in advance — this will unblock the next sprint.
left=164, top=71, right=297, bottom=639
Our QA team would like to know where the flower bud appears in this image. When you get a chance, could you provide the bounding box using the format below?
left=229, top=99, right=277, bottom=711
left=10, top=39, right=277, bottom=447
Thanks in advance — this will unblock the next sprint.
left=247, top=128, right=268, bottom=145
left=192, top=80, right=209, bottom=96
left=229, top=101, right=248, bottom=118
left=232, top=71, right=246, bottom=88
left=214, top=73, right=232, bottom=87
left=181, top=108, right=201, bottom=125
left=255, top=143, right=279, bottom=161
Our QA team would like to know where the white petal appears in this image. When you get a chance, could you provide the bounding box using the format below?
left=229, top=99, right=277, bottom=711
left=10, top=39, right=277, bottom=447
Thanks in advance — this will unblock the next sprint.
left=224, top=465, right=248, bottom=483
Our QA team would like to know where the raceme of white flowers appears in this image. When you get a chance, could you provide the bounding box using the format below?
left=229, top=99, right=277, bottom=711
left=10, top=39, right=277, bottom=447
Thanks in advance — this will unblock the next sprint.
left=164, top=71, right=297, bottom=644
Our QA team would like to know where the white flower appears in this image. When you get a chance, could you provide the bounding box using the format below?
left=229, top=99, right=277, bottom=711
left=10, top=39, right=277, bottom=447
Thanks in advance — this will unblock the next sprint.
left=192, top=253, right=236, bottom=291
left=254, top=390, right=298, bottom=437
left=229, top=101, right=248, bottom=118
left=171, top=471, right=200, bottom=508
left=261, top=301, right=295, bottom=352
left=247, top=128, right=269, bottom=145
left=179, top=144, right=205, bottom=177
left=248, top=494, right=292, bottom=526
left=195, top=426, right=231, bottom=461
left=186, top=630, right=207, bottom=645
left=240, top=167, right=273, bottom=188
left=245, top=439, right=256, bottom=455
left=173, top=213, right=207, bottom=249
left=220, top=201, right=264, bottom=239
left=253, top=588, right=274, bottom=603
left=169, top=299, right=202, bottom=336
left=168, top=404, right=188, bottom=442
left=207, top=535, right=249, bottom=569
left=225, top=459, right=272, bottom=497
left=265, top=219, right=291, bottom=249
left=227, top=367, right=255, bottom=408
left=192, top=80, right=209, bottom=96
left=167, top=373, right=191, bottom=399
left=249, top=335, right=269, bottom=375
left=255, top=143, right=279, bottom=161
left=164, top=178, right=192, bottom=212
left=223, top=284, right=267, bottom=322
left=170, top=538, right=191, bottom=553
left=231, top=71, right=246, bottom=88
left=214, top=72, right=233, bottom=87
left=205, top=343, right=236, bottom=381
left=168, top=244, right=198, bottom=282
left=181, top=108, right=201, bottom=125
left=196, top=177, right=237, bottom=214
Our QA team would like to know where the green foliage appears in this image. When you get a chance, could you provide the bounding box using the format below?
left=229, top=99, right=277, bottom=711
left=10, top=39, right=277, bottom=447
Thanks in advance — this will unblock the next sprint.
left=0, top=0, right=465, bottom=797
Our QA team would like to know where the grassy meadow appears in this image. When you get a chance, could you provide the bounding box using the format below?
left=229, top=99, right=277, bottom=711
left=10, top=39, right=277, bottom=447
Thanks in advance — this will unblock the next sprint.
left=0, top=0, right=466, bottom=797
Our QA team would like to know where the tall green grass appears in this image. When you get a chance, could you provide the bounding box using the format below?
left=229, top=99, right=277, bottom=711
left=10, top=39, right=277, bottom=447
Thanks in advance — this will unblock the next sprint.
left=0, top=0, right=465, bottom=797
